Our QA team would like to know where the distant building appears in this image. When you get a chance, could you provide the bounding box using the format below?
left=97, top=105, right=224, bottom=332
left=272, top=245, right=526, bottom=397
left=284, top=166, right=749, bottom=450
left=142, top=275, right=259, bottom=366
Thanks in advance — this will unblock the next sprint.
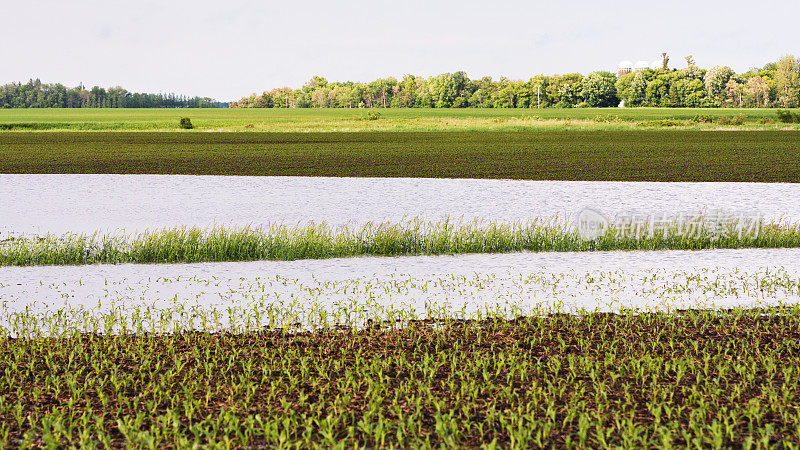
left=618, top=61, right=633, bottom=78
left=618, top=57, right=667, bottom=77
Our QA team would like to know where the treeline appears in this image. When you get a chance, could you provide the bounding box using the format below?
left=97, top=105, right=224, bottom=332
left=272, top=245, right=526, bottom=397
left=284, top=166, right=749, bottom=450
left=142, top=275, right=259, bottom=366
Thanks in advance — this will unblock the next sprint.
left=232, top=55, right=800, bottom=109
left=0, top=79, right=224, bottom=108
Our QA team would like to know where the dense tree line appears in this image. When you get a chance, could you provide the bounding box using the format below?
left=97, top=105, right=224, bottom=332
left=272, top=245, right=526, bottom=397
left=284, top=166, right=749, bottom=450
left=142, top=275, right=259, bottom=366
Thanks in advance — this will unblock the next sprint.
left=617, top=56, right=800, bottom=108
left=0, top=79, right=223, bottom=108
left=232, top=55, right=800, bottom=109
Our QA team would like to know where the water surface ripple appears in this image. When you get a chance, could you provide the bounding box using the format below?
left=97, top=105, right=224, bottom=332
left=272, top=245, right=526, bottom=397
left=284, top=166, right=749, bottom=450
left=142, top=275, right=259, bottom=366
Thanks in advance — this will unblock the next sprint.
left=2, top=175, right=798, bottom=236
left=2, top=248, right=799, bottom=317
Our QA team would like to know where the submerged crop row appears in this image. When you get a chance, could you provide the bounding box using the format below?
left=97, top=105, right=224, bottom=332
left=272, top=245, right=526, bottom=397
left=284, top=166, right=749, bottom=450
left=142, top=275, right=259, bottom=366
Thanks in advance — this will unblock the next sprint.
left=2, top=218, right=800, bottom=266
left=1, top=307, right=800, bottom=447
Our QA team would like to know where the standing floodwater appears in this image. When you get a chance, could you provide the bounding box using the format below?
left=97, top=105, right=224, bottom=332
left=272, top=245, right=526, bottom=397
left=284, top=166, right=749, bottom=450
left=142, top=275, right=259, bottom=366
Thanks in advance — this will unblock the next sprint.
left=2, top=248, right=800, bottom=332
left=1, top=174, right=799, bottom=236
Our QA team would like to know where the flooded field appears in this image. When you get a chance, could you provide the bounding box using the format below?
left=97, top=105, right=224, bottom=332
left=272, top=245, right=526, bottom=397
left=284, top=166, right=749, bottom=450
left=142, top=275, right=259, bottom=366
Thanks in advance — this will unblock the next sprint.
left=2, top=174, right=799, bottom=236
left=3, top=247, right=799, bottom=334
left=3, top=174, right=799, bottom=330
left=3, top=166, right=800, bottom=448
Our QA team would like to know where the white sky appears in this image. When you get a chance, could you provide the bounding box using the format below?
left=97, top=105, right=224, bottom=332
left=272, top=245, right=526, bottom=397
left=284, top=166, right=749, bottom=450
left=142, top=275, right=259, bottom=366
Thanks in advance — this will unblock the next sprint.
left=2, top=0, right=797, bottom=101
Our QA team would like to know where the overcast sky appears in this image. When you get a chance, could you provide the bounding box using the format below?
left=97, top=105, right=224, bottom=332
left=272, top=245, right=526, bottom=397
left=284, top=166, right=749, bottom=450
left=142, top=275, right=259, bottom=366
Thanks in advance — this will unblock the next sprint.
left=2, top=0, right=797, bottom=101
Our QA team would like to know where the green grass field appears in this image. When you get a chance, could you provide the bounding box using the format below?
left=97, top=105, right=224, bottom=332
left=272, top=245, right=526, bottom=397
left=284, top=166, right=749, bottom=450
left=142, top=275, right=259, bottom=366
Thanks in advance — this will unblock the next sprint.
left=0, top=107, right=797, bottom=132
left=2, top=130, right=799, bottom=181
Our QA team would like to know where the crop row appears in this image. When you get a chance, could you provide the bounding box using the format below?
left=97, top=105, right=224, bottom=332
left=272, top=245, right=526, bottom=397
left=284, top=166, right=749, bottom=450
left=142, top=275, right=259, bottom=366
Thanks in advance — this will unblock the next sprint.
left=2, top=131, right=800, bottom=181
left=1, top=307, right=800, bottom=448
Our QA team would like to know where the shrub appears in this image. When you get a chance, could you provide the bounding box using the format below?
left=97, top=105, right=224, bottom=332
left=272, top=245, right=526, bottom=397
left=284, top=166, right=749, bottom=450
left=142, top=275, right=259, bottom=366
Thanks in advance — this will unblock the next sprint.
left=636, top=119, right=684, bottom=127
left=717, top=114, right=745, bottom=126
left=179, top=117, right=194, bottom=129
left=690, top=114, right=714, bottom=124
left=776, top=110, right=800, bottom=123
left=760, top=117, right=775, bottom=125
left=357, top=111, right=382, bottom=121
left=592, top=115, right=619, bottom=123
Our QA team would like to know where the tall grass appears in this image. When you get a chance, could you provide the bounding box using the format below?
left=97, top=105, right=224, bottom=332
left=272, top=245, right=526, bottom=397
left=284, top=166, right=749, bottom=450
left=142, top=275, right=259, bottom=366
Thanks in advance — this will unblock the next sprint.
left=2, top=217, right=800, bottom=266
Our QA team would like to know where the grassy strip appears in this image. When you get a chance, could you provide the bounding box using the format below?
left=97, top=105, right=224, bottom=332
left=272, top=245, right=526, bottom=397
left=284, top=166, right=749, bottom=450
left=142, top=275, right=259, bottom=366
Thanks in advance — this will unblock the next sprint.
left=2, top=130, right=800, bottom=181
left=2, top=308, right=800, bottom=447
left=3, top=220, right=800, bottom=266
left=0, top=107, right=797, bottom=132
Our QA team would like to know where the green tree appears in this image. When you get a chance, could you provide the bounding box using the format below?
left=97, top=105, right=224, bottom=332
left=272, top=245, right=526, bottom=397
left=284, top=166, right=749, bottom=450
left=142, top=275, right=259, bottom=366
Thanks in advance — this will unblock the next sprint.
left=683, top=55, right=702, bottom=80
left=774, top=55, right=799, bottom=107
left=493, top=78, right=515, bottom=108
left=549, top=74, right=582, bottom=107
left=744, top=76, right=770, bottom=107
left=628, top=73, right=647, bottom=106
left=427, top=72, right=470, bottom=108
left=725, top=78, right=742, bottom=107
left=302, top=76, right=328, bottom=94
left=398, top=75, right=417, bottom=107
left=704, top=66, right=735, bottom=106
left=683, top=79, right=709, bottom=107
left=644, top=73, right=674, bottom=107
left=580, top=72, right=618, bottom=107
